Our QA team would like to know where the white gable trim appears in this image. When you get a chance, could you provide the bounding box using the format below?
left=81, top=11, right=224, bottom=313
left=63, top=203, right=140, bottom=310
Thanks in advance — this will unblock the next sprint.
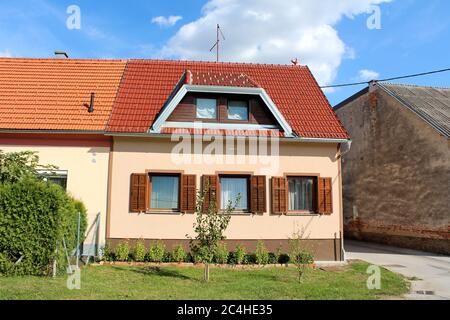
left=150, top=85, right=294, bottom=137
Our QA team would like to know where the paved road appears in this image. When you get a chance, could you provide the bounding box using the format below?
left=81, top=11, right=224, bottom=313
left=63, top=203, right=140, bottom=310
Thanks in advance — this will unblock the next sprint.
left=344, top=240, right=450, bottom=300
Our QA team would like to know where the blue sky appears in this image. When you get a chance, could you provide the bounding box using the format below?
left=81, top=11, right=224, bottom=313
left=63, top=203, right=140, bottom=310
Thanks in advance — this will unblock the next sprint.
left=0, top=0, right=448, bottom=106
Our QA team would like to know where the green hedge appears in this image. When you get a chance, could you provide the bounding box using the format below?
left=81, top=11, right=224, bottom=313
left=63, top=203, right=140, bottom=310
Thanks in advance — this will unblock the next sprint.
left=0, top=177, right=87, bottom=276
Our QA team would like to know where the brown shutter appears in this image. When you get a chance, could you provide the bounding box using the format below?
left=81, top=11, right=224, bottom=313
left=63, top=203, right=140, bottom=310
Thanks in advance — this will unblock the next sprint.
left=318, top=177, right=333, bottom=214
left=251, top=175, right=266, bottom=213
left=130, top=173, right=148, bottom=213
left=180, top=174, right=196, bottom=213
left=271, top=177, right=287, bottom=215
left=202, top=175, right=218, bottom=212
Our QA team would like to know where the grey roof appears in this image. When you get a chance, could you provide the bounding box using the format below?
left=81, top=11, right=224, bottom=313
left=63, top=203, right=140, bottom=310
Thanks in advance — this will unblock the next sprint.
left=379, top=83, right=450, bottom=138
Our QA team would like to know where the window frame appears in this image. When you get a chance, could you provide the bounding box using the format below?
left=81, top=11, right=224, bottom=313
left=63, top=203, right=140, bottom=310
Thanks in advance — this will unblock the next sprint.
left=147, top=171, right=183, bottom=213
left=218, top=173, right=252, bottom=214
left=227, top=100, right=249, bottom=121
left=285, top=173, right=319, bottom=215
left=37, top=169, right=68, bottom=190
left=195, top=97, right=218, bottom=120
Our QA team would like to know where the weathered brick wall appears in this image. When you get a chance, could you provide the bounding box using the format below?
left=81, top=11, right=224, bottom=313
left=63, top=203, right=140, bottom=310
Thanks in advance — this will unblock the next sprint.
left=336, top=86, right=450, bottom=254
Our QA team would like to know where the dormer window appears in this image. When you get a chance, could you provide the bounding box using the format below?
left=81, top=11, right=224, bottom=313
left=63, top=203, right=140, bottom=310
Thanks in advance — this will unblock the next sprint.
left=228, top=100, right=249, bottom=121
left=196, top=98, right=217, bottom=119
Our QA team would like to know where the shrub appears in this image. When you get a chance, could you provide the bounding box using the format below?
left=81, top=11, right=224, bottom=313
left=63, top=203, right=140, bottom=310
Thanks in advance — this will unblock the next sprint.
left=133, top=240, right=146, bottom=262
left=255, top=241, right=269, bottom=265
left=172, top=244, right=187, bottom=263
left=115, top=241, right=130, bottom=262
left=234, top=245, right=246, bottom=265
left=278, top=253, right=290, bottom=264
left=0, top=177, right=87, bottom=276
left=268, top=253, right=278, bottom=264
left=293, top=252, right=314, bottom=265
left=147, top=241, right=165, bottom=263
left=245, top=253, right=256, bottom=265
left=102, top=245, right=115, bottom=262
left=214, top=242, right=229, bottom=264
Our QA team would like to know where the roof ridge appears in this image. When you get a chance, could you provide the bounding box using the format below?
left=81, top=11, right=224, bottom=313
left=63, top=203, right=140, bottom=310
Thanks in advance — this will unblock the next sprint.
left=129, top=58, right=308, bottom=69
left=380, top=82, right=450, bottom=90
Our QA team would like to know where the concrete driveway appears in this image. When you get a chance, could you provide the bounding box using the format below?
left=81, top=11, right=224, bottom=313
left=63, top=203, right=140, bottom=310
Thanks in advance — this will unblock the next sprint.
left=344, top=240, right=450, bottom=300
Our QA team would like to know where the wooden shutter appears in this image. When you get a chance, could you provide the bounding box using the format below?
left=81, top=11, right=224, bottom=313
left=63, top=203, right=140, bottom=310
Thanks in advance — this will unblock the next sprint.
left=250, top=176, right=266, bottom=213
left=202, top=175, right=218, bottom=212
left=180, top=174, right=196, bottom=213
left=318, top=177, right=333, bottom=214
left=271, top=177, right=287, bottom=214
left=130, top=173, right=148, bottom=213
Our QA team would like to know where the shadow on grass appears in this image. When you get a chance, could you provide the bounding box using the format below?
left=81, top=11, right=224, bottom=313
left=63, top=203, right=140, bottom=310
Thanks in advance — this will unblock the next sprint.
left=112, top=266, right=196, bottom=281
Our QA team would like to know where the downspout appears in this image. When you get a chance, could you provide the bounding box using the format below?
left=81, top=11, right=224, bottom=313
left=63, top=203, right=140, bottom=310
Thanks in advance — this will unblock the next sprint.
left=337, top=140, right=352, bottom=261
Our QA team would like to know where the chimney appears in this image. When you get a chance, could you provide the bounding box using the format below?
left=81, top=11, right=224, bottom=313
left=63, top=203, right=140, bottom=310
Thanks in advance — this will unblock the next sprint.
left=54, top=51, right=69, bottom=58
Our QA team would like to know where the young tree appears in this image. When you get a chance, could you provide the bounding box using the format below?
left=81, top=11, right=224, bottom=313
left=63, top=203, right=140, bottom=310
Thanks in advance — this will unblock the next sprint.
left=0, top=150, right=56, bottom=184
left=289, top=226, right=314, bottom=283
left=187, top=183, right=239, bottom=282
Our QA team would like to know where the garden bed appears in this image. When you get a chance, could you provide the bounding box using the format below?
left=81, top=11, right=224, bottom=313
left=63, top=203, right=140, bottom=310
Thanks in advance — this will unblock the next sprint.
left=97, top=261, right=316, bottom=269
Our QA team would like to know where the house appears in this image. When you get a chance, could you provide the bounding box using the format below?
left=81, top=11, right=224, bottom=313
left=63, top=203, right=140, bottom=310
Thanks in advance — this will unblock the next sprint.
left=0, top=58, right=350, bottom=261
left=335, top=82, right=450, bottom=254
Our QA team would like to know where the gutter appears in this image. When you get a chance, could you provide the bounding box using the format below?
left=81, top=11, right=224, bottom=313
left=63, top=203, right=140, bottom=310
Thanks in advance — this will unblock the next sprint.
left=105, top=131, right=351, bottom=144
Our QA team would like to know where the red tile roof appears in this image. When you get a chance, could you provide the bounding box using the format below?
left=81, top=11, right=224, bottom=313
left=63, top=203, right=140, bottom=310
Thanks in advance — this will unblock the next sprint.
left=0, top=58, right=126, bottom=131
left=108, top=60, right=349, bottom=139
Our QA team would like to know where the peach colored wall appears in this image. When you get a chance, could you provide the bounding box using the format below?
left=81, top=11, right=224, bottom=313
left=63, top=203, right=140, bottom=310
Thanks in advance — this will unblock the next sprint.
left=0, top=144, right=110, bottom=245
left=109, top=137, right=343, bottom=241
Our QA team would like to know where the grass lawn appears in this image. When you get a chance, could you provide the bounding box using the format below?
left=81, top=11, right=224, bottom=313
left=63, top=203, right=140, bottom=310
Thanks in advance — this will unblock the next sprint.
left=0, top=262, right=409, bottom=300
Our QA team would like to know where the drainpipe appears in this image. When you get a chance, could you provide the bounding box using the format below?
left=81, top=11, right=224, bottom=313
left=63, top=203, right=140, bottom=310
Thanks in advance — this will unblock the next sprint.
left=337, top=140, right=352, bottom=261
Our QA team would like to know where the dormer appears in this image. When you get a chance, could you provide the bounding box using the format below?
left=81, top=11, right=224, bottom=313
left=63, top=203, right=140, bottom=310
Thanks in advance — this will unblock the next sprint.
left=151, top=70, right=293, bottom=136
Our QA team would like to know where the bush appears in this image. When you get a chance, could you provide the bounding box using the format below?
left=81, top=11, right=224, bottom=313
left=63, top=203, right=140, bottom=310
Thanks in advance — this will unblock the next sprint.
left=233, top=245, right=246, bottom=265
left=133, top=240, right=146, bottom=262
left=255, top=241, right=269, bottom=265
left=214, top=242, right=229, bottom=264
left=102, top=245, right=115, bottom=262
left=115, top=241, right=130, bottom=262
left=245, top=253, right=256, bottom=265
left=147, top=241, right=165, bottom=263
left=278, top=253, right=290, bottom=264
left=292, top=251, right=314, bottom=265
left=0, top=177, right=87, bottom=276
left=172, top=244, right=187, bottom=263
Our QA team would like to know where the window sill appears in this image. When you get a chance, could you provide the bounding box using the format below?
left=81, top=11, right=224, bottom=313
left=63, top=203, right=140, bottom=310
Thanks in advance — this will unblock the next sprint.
left=285, top=211, right=319, bottom=216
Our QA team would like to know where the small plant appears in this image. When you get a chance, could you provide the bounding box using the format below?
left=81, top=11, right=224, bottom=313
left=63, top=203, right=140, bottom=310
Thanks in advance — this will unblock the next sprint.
left=255, top=241, right=269, bottom=265
left=172, top=244, right=187, bottom=263
left=214, top=242, right=229, bottom=264
left=147, top=241, right=166, bottom=263
left=289, top=227, right=314, bottom=283
left=278, top=253, right=290, bottom=264
left=102, top=245, right=115, bottom=262
left=268, top=253, right=278, bottom=264
left=133, top=240, right=146, bottom=262
left=234, top=245, right=246, bottom=265
left=115, top=241, right=130, bottom=262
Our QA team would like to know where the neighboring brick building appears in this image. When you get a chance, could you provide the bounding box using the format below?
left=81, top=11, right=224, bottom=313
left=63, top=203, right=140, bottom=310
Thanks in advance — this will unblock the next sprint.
left=335, top=82, right=450, bottom=254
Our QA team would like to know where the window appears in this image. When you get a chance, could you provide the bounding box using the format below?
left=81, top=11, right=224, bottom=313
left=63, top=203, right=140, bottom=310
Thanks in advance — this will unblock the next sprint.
left=228, top=100, right=249, bottom=121
left=37, top=170, right=68, bottom=190
left=196, top=98, right=217, bottom=119
left=150, top=175, right=180, bottom=210
left=220, top=176, right=249, bottom=210
left=288, top=176, right=316, bottom=212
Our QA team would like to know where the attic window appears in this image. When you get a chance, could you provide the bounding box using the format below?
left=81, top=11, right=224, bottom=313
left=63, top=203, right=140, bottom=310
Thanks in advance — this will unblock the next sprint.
left=196, top=98, right=217, bottom=119
left=228, top=100, right=249, bottom=121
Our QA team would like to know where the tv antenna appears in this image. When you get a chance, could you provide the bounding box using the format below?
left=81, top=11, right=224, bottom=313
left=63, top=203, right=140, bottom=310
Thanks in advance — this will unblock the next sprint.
left=209, top=24, right=225, bottom=62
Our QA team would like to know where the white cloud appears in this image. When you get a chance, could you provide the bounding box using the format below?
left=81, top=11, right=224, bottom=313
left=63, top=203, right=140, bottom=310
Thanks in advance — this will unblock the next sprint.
left=152, top=15, right=183, bottom=27
left=157, top=0, right=391, bottom=86
left=357, top=69, right=380, bottom=81
left=0, top=49, right=12, bottom=57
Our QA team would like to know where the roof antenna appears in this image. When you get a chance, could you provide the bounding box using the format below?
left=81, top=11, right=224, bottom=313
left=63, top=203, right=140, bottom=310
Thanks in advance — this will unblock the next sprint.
left=54, top=51, right=69, bottom=58
left=209, top=24, right=225, bottom=62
